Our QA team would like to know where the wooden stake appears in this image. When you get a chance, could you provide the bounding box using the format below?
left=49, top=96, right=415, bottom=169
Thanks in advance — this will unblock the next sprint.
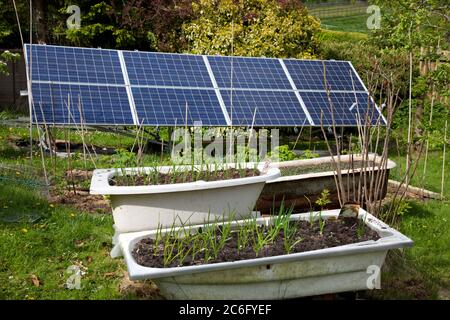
left=441, top=120, right=447, bottom=198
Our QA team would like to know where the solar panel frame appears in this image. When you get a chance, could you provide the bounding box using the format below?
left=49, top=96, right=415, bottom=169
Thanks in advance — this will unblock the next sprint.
left=299, top=91, right=382, bottom=127
left=25, top=44, right=385, bottom=128
left=123, top=50, right=214, bottom=88
left=208, top=55, right=292, bottom=90
left=132, top=87, right=228, bottom=126
left=31, top=82, right=135, bottom=125
left=220, top=89, right=310, bottom=127
left=283, top=59, right=367, bottom=92
left=25, top=44, right=125, bottom=85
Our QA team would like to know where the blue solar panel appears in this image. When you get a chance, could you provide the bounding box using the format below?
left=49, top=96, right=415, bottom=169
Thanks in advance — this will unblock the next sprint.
left=300, top=92, right=381, bottom=126
left=123, top=51, right=213, bottom=88
left=220, top=90, right=308, bottom=126
left=208, top=56, right=292, bottom=90
left=132, top=88, right=226, bottom=126
left=31, top=83, right=133, bottom=125
left=25, top=44, right=124, bottom=85
left=283, top=60, right=366, bottom=91
left=25, top=44, right=381, bottom=127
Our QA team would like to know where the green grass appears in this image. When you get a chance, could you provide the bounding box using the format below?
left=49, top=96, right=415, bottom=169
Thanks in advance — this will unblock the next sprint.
left=316, top=28, right=367, bottom=47
left=390, top=150, right=449, bottom=196
left=0, top=123, right=171, bottom=299
left=320, top=14, right=369, bottom=33
left=0, top=120, right=448, bottom=299
left=0, top=184, right=126, bottom=299
left=367, top=150, right=450, bottom=299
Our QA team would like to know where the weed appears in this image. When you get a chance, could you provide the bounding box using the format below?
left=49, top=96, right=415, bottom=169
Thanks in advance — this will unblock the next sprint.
left=315, top=189, right=331, bottom=235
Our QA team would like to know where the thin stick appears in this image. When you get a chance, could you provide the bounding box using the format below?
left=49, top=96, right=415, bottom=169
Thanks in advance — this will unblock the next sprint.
left=441, top=120, right=447, bottom=198
left=406, top=23, right=413, bottom=187
left=184, top=101, right=189, bottom=163
left=292, top=118, right=307, bottom=151
left=245, top=107, right=258, bottom=164
left=32, top=107, right=49, bottom=188
left=65, top=94, right=77, bottom=195
left=29, top=0, right=33, bottom=163
left=77, top=97, right=97, bottom=169
left=321, top=61, right=346, bottom=204
left=160, top=138, right=164, bottom=163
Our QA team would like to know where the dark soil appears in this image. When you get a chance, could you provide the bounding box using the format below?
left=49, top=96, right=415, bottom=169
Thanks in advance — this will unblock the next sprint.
left=280, top=161, right=376, bottom=176
left=48, top=189, right=110, bottom=214
left=132, top=217, right=380, bottom=268
left=111, top=168, right=260, bottom=186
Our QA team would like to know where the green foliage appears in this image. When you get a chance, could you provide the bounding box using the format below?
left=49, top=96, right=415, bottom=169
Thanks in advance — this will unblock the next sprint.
left=56, top=2, right=157, bottom=50
left=392, top=100, right=449, bottom=149
left=111, top=149, right=137, bottom=168
left=370, top=0, right=448, bottom=51
left=315, top=188, right=331, bottom=209
left=182, top=0, right=321, bottom=58
left=269, top=145, right=296, bottom=161
left=317, top=29, right=367, bottom=43
left=299, top=149, right=319, bottom=159
left=0, top=51, right=20, bottom=75
left=0, top=0, right=28, bottom=47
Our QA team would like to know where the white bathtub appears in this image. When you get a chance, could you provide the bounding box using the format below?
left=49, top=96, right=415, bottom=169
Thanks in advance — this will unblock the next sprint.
left=118, top=209, right=413, bottom=300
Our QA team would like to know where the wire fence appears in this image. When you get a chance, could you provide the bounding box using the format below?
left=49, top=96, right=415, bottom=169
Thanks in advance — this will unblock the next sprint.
left=306, top=1, right=368, bottom=18
left=305, top=0, right=370, bottom=33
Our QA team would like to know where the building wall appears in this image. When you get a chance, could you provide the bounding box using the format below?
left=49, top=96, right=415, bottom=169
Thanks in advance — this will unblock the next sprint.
left=0, top=49, right=28, bottom=112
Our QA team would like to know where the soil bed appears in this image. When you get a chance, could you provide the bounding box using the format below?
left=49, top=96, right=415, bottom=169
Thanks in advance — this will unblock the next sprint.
left=132, top=217, right=380, bottom=268
left=111, top=168, right=260, bottom=186
left=280, top=161, right=375, bottom=176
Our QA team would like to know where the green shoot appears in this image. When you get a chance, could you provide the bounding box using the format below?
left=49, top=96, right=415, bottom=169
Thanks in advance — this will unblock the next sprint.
left=315, top=189, right=331, bottom=235
left=357, top=212, right=367, bottom=239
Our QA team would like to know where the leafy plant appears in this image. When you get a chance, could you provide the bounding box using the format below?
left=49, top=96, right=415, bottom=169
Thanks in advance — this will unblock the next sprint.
left=0, top=50, right=20, bottom=75
left=299, top=149, right=319, bottom=159
left=268, top=145, right=297, bottom=161
left=315, top=189, right=331, bottom=235
left=183, top=0, right=320, bottom=59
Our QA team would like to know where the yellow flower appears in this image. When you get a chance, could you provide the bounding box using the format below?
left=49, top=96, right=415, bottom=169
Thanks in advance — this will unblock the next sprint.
left=70, top=213, right=75, bottom=218
left=21, top=228, right=28, bottom=233
left=49, top=204, right=54, bottom=208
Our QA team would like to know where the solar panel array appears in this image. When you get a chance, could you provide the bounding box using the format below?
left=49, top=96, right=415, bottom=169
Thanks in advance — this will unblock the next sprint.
left=25, top=44, right=384, bottom=127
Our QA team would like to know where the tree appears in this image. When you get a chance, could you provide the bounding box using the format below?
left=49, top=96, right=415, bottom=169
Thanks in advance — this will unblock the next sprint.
left=370, top=0, right=449, bottom=139
left=0, top=50, right=20, bottom=75
left=54, top=1, right=194, bottom=52
left=182, top=0, right=321, bottom=58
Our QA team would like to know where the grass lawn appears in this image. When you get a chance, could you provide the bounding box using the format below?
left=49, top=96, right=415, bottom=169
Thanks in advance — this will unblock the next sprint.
left=365, top=150, right=450, bottom=299
left=0, top=124, right=448, bottom=299
left=0, top=125, right=164, bottom=299
left=320, top=14, right=369, bottom=33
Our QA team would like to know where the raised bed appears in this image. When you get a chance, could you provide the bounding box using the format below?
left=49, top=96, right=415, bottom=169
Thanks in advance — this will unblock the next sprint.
left=90, top=163, right=280, bottom=234
left=256, top=154, right=396, bottom=214
left=118, top=209, right=413, bottom=300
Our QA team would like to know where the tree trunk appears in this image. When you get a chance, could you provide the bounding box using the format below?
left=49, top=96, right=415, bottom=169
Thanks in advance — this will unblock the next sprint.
left=34, top=0, right=48, bottom=43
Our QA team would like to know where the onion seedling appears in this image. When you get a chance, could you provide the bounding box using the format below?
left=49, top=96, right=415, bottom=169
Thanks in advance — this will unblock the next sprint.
left=356, top=212, right=367, bottom=239
left=315, top=189, right=331, bottom=235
